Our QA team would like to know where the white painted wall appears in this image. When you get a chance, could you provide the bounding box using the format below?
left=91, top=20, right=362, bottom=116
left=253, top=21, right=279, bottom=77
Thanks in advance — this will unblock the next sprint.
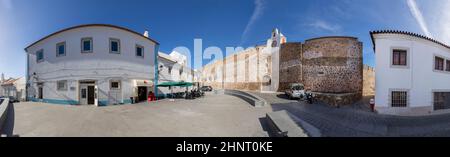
left=14, top=77, right=26, bottom=101
left=0, top=77, right=25, bottom=101
left=374, top=33, right=450, bottom=115
left=157, top=52, right=199, bottom=95
left=26, top=25, right=157, bottom=104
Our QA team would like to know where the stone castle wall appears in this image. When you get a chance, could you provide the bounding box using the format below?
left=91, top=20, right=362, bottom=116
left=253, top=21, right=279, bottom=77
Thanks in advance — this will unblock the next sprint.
left=301, top=37, right=363, bottom=94
left=201, top=46, right=269, bottom=91
left=202, top=36, right=364, bottom=106
left=363, top=65, right=375, bottom=96
left=279, top=42, right=303, bottom=91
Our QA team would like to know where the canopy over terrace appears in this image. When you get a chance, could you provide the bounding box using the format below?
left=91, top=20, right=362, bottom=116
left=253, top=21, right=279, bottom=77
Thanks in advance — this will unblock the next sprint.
left=157, top=81, right=194, bottom=87
left=157, top=81, right=194, bottom=99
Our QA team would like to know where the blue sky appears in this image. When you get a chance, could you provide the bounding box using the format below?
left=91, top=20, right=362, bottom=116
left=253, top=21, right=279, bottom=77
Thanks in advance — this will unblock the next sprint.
left=0, top=0, right=449, bottom=78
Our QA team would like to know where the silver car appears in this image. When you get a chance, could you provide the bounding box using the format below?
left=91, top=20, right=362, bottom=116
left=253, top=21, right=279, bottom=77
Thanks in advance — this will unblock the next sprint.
left=285, top=83, right=305, bottom=100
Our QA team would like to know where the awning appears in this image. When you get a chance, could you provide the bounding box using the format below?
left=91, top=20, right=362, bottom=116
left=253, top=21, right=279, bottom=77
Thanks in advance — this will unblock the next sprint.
left=135, top=80, right=154, bottom=87
left=157, top=81, right=193, bottom=87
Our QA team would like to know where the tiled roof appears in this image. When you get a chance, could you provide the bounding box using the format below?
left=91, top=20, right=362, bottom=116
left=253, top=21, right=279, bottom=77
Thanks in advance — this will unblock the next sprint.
left=370, top=30, right=450, bottom=52
left=1, top=78, right=19, bottom=86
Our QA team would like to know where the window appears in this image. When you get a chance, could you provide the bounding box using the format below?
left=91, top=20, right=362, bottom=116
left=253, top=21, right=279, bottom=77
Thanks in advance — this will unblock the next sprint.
left=109, top=38, right=120, bottom=54
left=168, top=66, right=172, bottom=74
left=136, top=45, right=144, bottom=57
left=435, top=56, right=444, bottom=71
left=36, top=49, right=44, bottom=63
left=81, top=88, right=87, bottom=98
left=110, top=81, right=121, bottom=90
left=433, top=92, right=450, bottom=110
left=57, top=80, right=68, bottom=91
left=392, top=50, right=407, bottom=66
left=446, top=60, right=450, bottom=72
left=391, top=91, right=407, bottom=107
left=81, top=38, right=93, bottom=53
left=56, top=42, right=66, bottom=57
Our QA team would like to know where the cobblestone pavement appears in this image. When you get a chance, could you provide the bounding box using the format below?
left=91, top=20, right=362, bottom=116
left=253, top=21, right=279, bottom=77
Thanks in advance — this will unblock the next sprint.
left=3, top=93, right=272, bottom=137
left=251, top=92, right=450, bottom=137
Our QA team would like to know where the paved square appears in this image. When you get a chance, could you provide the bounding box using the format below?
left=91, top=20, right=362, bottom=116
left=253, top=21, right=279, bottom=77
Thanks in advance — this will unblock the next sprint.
left=6, top=93, right=273, bottom=137
left=251, top=92, right=450, bottom=137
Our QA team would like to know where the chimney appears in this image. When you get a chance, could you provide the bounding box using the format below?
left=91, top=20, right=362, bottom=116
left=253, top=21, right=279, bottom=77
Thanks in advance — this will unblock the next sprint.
left=143, top=30, right=149, bottom=38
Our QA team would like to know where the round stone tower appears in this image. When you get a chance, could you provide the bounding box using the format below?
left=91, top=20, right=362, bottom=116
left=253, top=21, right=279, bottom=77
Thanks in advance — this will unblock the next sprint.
left=302, top=36, right=363, bottom=94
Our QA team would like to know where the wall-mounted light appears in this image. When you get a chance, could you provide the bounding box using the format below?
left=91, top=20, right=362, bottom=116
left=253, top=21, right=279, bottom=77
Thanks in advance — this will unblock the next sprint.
left=32, top=72, right=39, bottom=81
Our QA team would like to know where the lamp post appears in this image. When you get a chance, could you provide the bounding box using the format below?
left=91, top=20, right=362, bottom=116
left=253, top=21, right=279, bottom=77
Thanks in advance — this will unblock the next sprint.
left=26, top=72, right=38, bottom=101
left=156, top=64, right=163, bottom=99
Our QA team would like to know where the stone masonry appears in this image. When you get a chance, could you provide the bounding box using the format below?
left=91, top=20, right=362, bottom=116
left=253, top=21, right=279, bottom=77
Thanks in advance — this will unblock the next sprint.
left=201, top=46, right=270, bottom=91
left=279, top=42, right=303, bottom=91
left=278, top=37, right=363, bottom=106
left=201, top=34, right=364, bottom=106
left=363, top=65, right=375, bottom=96
left=301, top=37, right=363, bottom=94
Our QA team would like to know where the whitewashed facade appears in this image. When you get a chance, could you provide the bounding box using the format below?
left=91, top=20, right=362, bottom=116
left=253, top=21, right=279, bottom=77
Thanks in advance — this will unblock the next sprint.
left=157, top=52, right=200, bottom=96
left=371, top=30, right=450, bottom=115
left=1, top=76, right=26, bottom=101
left=25, top=24, right=159, bottom=106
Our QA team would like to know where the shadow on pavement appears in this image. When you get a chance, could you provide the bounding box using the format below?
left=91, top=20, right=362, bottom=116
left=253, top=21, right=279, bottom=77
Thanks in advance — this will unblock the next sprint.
left=258, top=117, right=276, bottom=137
left=1, top=103, right=19, bottom=137
left=276, top=94, right=291, bottom=100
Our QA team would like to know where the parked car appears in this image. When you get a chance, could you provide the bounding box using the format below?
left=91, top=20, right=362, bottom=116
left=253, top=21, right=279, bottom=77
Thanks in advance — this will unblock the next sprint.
left=285, top=83, right=305, bottom=100
left=0, top=96, right=19, bottom=103
left=200, top=86, right=213, bottom=92
left=8, top=96, right=19, bottom=103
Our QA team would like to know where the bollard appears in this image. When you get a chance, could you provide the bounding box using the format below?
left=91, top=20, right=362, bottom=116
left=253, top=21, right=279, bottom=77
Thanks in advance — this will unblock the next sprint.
left=369, top=99, right=375, bottom=112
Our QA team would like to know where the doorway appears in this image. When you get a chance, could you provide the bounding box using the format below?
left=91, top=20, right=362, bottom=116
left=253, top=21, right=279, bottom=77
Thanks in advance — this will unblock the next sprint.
left=37, top=82, right=43, bottom=99
left=138, top=86, right=148, bottom=102
left=87, top=86, right=95, bottom=104
left=79, top=81, right=97, bottom=105
left=38, top=87, right=43, bottom=99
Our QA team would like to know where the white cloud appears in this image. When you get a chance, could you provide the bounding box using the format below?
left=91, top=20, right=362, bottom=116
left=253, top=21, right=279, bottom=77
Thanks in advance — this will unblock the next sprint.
left=0, top=0, right=12, bottom=9
left=240, top=0, right=266, bottom=45
left=309, top=20, right=341, bottom=33
left=406, top=0, right=433, bottom=38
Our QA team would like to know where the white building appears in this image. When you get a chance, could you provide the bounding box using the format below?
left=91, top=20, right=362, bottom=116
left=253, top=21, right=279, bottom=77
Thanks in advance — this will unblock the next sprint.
left=371, top=30, right=450, bottom=115
left=157, top=51, right=200, bottom=97
left=25, top=24, right=159, bottom=106
left=169, top=51, right=188, bottom=67
left=0, top=73, right=4, bottom=96
left=1, top=74, right=26, bottom=101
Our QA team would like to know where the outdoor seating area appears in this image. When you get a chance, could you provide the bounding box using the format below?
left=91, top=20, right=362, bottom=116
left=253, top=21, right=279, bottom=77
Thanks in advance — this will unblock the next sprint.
left=156, top=81, right=205, bottom=100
